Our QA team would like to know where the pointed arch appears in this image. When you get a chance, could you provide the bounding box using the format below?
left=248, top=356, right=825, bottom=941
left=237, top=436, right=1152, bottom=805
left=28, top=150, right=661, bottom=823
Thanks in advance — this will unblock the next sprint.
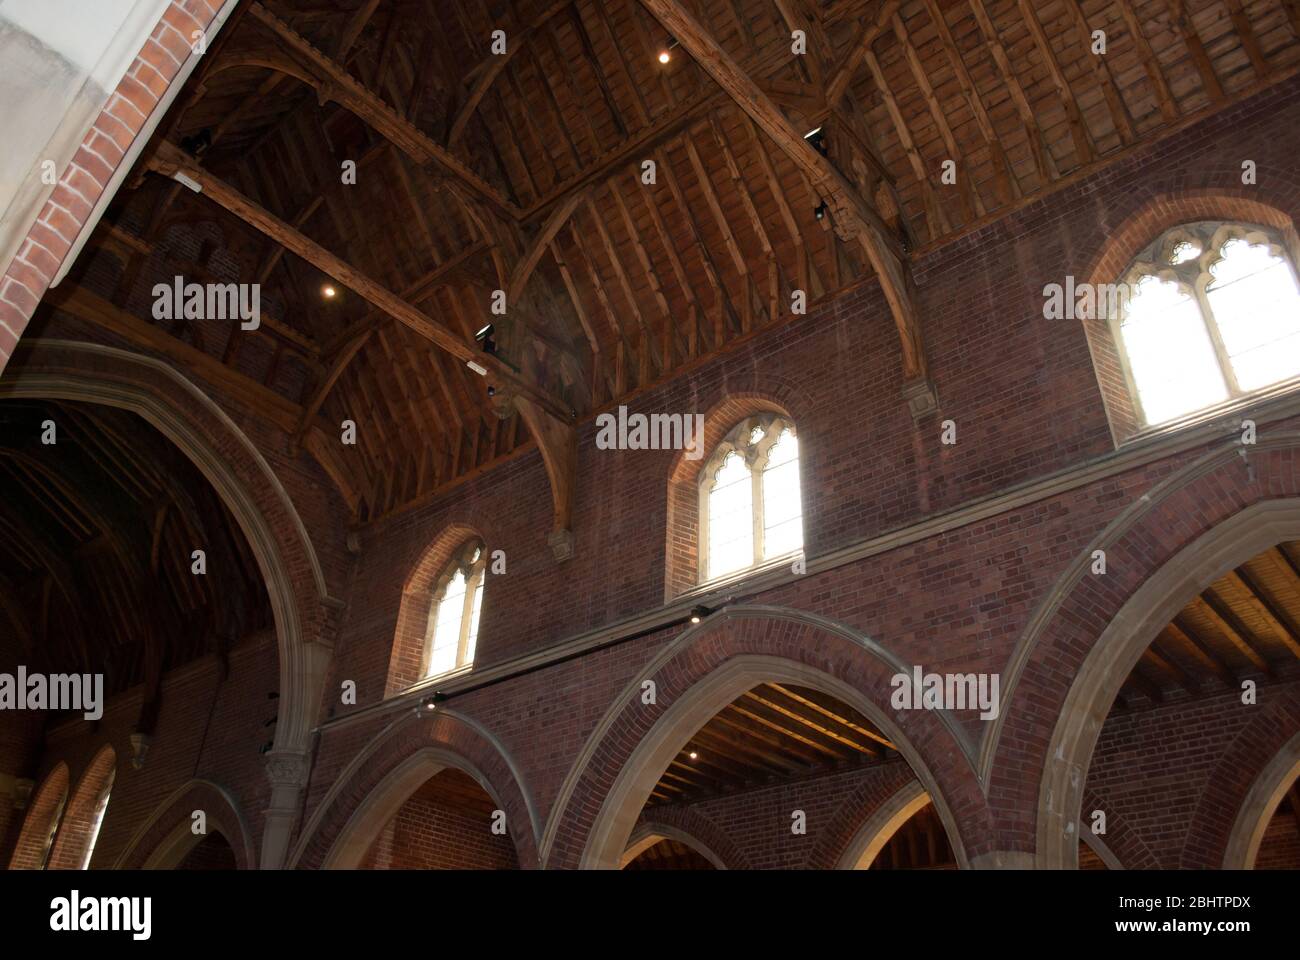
left=543, top=607, right=987, bottom=869
left=113, top=779, right=255, bottom=870
left=8, top=762, right=69, bottom=870
left=47, top=744, right=116, bottom=870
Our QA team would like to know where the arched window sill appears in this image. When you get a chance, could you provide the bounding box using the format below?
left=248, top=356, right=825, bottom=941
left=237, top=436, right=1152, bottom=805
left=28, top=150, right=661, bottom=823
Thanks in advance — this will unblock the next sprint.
left=391, top=663, right=474, bottom=700
left=685, top=550, right=806, bottom=600
left=1117, top=376, right=1300, bottom=450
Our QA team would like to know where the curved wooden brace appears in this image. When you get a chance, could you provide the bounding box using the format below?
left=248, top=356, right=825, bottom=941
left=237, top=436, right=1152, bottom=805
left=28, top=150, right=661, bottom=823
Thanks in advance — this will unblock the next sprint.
left=447, top=54, right=521, bottom=150
left=506, top=187, right=591, bottom=306
left=512, top=395, right=576, bottom=561
left=291, top=328, right=373, bottom=452
left=445, top=0, right=574, bottom=150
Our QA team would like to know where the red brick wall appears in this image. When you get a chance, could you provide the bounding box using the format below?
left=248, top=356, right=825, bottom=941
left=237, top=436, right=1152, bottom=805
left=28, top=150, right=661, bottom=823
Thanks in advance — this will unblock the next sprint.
left=0, top=0, right=234, bottom=372
left=6, top=72, right=1300, bottom=870
left=2, top=633, right=280, bottom=870
left=306, top=75, right=1300, bottom=865
left=637, top=762, right=918, bottom=870
left=360, top=797, right=518, bottom=870
left=1254, top=807, right=1300, bottom=869
left=1084, top=679, right=1300, bottom=868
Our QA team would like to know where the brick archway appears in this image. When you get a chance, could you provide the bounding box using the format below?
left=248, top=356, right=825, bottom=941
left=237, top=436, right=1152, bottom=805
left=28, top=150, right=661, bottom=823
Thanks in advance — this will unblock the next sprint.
left=290, top=708, right=540, bottom=870
left=1022, top=485, right=1300, bottom=867
left=981, top=430, right=1300, bottom=863
left=114, top=779, right=255, bottom=870
left=7, top=762, right=69, bottom=870
left=623, top=811, right=742, bottom=869
left=1196, top=697, right=1300, bottom=868
left=545, top=608, right=990, bottom=870
left=819, top=771, right=928, bottom=870
left=48, top=744, right=116, bottom=870
left=0, top=340, right=339, bottom=867
left=1079, top=790, right=1159, bottom=870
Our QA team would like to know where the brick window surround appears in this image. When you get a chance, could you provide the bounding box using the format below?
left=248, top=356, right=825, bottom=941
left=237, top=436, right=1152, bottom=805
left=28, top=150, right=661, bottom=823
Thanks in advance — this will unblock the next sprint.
left=664, top=396, right=795, bottom=600
left=1078, top=193, right=1300, bottom=446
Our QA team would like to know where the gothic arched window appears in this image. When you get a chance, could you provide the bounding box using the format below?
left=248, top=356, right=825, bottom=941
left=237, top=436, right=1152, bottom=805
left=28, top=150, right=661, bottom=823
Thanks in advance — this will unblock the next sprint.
left=424, top=540, right=485, bottom=678
left=698, top=416, right=803, bottom=581
left=1112, top=222, right=1300, bottom=428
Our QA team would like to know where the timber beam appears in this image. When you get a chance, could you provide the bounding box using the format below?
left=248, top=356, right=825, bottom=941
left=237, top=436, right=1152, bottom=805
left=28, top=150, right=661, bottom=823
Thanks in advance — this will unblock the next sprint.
left=637, top=0, right=933, bottom=397
left=245, top=2, right=521, bottom=218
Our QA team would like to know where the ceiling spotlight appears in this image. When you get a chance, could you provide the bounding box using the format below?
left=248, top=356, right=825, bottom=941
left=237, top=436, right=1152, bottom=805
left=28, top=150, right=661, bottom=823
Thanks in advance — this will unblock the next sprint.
left=420, top=693, right=444, bottom=713
left=688, top=751, right=698, bottom=760
left=803, top=126, right=828, bottom=157
left=689, top=604, right=710, bottom=625
left=322, top=284, right=336, bottom=298
left=658, top=49, right=671, bottom=64
left=813, top=200, right=828, bottom=221
left=475, top=322, right=497, bottom=355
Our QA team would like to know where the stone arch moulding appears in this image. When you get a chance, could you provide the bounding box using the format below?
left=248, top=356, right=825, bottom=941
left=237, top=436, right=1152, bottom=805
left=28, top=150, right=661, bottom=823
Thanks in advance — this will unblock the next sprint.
left=621, top=821, right=732, bottom=870
left=0, top=340, right=339, bottom=868
left=1035, top=496, right=1300, bottom=868
left=288, top=707, right=540, bottom=870
left=1076, top=191, right=1299, bottom=445
left=832, top=779, right=930, bottom=870
left=8, top=762, right=69, bottom=870
left=1223, top=729, right=1300, bottom=869
left=113, top=779, right=256, bottom=870
left=983, top=432, right=1300, bottom=822
left=47, top=744, right=116, bottom=870
left=542, top=606, right=989, bottom=870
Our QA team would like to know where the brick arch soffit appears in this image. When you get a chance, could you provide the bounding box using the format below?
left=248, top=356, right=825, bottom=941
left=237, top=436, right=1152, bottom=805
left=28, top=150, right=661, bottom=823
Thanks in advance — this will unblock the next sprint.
left=113, top=778, right=256, bottom=870
left=818, top=768, right=927, bottom=870
left=1027, top=487, right=1300, bottom=868
left=8, top=761, right=70, bottom=869
left=0, top=340, right=339, bottom=760
left=541, top=606, right=986, bottom=870
left=1078, top=789, right=1156, bottom=870
left=48, top=743, right=117, bottom=870
left=622, top=812, right=741, bottom=870
left=286, top=706, right=541, bottom=869
left=982, top=432, right=1300, bottom=786
left=1195, top=694, right=1300, bottom=869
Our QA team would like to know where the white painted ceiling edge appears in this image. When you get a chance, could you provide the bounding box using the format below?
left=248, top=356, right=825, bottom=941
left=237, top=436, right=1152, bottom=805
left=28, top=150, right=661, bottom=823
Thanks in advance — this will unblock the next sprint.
left=0, top=0, right=171, bottom=275
left=50, top=0, right=242, bottom=288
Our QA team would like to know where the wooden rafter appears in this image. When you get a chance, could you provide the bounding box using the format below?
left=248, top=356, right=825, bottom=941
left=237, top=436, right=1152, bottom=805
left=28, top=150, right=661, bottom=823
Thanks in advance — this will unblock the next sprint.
left=245, top=2, right=520, bottom=217
left=637, top=0, right=927, bottom=382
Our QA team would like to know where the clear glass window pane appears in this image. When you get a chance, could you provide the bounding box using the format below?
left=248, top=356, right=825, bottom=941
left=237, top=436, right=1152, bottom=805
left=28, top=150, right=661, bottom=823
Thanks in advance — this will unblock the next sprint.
left=464, top=576, right=483, bottom=664
left=79, top=785, right=112, bottom=870
left=428, top=569, right=467, bottom=677
left=708, top=451, right=753, bottom=578
left=1206, top=239, right=1300, bottom=392
left=1121, top=275, right=1227, bottom=425
left=762, top=430, right=802, bottom=558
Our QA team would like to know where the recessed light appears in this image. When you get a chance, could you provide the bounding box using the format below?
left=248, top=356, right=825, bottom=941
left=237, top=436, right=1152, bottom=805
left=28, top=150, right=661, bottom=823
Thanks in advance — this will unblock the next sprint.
left=322, top=284, right=336, bottom=298
left=688, top=751, right=698, bottom=760
left=658, top=49, right=671, bottom=64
